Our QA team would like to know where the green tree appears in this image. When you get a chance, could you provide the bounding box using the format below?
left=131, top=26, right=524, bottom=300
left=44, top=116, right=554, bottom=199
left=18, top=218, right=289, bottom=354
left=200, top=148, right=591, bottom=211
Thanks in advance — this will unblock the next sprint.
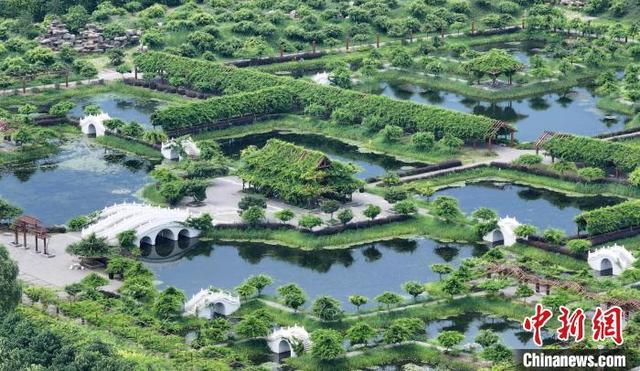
left=337, top=209, right=354, bottom=225
left=198, top=318, right=231, bottom=344
left=348, top=294, right=368, bottom=312
left=64, top=5, right=90, bottom=32
left=475, top=329, right=499, bottom=348
left=463, top=48, right=524, bottom=85
left=153, top=287, right=185, bottom=319
left=552, top=160, right=577, bottom=175
left=66, top=233, right=112, bottom=258
left=381, top=124, right=404, bottom=142
left=298, top=214, right=323, bottom=230
left=515, top=284, right=534, bottom=303
left=514, top=224, right=537, bottom=239
left=185, top=213, right=214, bottom=232
left=81, top=272, right=109, bottom=289
left=238, top=195, right=267, bottom=211
left=347, top=322, right=375, bottom=346
left=430, top=263, right=453, bottom=280
left=442, top=276, right=467, bottom=298
left=242, top=206, right=265, bottom=226
left=566, top=239, right=592, bottom=254
left=328, top=66, right=351, bottom=88
left=311, top=295, right=343, bottom=321
left=278, top=283, right=306, bottom=312
left=577, top=167, right=605, bottom=181
left=310, top=329, right=344, bottom=360
left=392, top=200, right=418, bottom=215
left=0, top=244, right=21, bottom=315
left=472, top=207, right=497, bottom=222
left=49, top=101, right=74, bottom=117
left=439, top=134, right=464, bottom=152
left=431, top=196, right=462, bottom=223
left=235, top=282, right=257, bottom=300
left=402, top=281, right=425, bottom=302
left=437, top=330, right=464, bottom=351
left=629, top=168, right=640, bottom=187
left=0, top=198, right=22, bottom=222
left=236, top=315, right=270, bottom=338
left=543, top=228, right=565, bottom=245
left=375, top=291, right=403, bottom=310
left=479, top=278, right=508, bottom=296
left=116, top=230, right=136, bottom=250
left=412, top=132, right=435, bottom=150
left=274, top=209, right=295, bottom=223
left=320, top=200, right=340, bottom=219
left=363, top=204, right=381, bottom=220
left=246, top=274, right=273, bottom=295
left=142, top=130, right=168, bottom=145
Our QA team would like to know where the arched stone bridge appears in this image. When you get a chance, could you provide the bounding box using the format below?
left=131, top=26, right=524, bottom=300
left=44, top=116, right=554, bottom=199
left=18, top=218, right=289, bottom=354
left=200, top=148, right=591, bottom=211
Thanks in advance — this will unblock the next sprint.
left=588, top=244, right=636, bottom=276
left=183, top=288, right=241, bottom=317
left=80, top=112, right=110, bottom=137
left=267, top=325, right=312, bottom=357
left=81, top=202, right=202, bottom=247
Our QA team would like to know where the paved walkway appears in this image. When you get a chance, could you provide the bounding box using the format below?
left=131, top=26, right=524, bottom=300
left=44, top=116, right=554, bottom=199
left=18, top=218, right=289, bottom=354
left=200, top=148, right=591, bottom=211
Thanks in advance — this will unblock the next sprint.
left=386, top=146, right=547, bottom=184
left=0, top=231, right=121, bottom=292
left=189, top=175, right=393, bottom=227
left=0, top=69, right=137, bottom=96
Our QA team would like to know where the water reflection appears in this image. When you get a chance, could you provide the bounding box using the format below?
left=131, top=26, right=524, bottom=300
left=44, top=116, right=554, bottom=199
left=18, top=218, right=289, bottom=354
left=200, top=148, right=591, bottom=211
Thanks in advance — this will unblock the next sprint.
left=425, top=313, right=554, bottom=348
left=379, top=83, right=629, bottom=142
left=219, top=131, right=427, bottom=180
left=433, top=181, right=622, bottom=233
left=69, top=93, right=163, bottom=128
left=0, top=139, right=152, bottom=225
left=145, top=238, right=487, bottom=308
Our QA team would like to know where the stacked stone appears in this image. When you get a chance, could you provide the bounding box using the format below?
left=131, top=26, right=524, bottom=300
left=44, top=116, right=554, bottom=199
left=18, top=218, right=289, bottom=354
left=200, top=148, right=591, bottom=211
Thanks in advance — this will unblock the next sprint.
left=36, top=21, right=141, bottom=52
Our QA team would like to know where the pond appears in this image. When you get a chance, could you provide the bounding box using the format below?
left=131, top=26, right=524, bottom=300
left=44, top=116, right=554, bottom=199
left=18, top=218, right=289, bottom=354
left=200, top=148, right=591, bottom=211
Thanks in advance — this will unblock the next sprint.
left=0, top=139, right=152, bottom=226
left=470, top=40, right=547, bottom=66
left=432, top=181, right=622, bottom=234
left=69, top=93, right=163, bottom=128
left=145, top=238, right=487, bottom=309
left=425, top=312, right=554, bottom=348
left=219, top=131, right=427, bottom=180
left=377, top=82, right=630, bottom=142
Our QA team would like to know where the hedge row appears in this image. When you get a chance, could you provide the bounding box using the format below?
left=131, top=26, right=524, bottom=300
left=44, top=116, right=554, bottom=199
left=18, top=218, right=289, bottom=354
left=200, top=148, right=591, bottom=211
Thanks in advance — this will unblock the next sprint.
left=151, top=86, right=297, bottom=130
left=575, top=199, right=640, bottom=235
left=542, top=135, right=640, bottom=173
left=136, top=52, right=496, bottom=141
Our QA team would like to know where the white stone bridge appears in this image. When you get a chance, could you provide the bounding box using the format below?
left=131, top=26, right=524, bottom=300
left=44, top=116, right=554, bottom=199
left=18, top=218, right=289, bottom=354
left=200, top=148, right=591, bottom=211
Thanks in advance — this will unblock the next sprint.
left=183, top=288, right=241, bottom=317
left=267, top=325, right=312, bottom=356
left=81, top=202, right=202, bottom=247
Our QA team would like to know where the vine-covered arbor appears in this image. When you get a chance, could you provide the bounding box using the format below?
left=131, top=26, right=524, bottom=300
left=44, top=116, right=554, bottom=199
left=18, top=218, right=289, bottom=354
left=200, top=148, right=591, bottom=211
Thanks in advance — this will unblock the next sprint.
left=237, top=139, right=363, bottom=206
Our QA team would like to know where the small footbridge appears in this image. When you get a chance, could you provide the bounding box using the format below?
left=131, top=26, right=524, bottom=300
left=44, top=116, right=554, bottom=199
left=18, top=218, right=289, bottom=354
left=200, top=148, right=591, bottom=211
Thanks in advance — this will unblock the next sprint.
left=267, top=325, right=312, bottom=357
left=588, top=244, right=636, bottom=276
left=81, top=202, right=203, bottom=247
left=80, top=112, right=110, bottom=137
left=183, top=288, right=241, bottom=317
left=483, top=216, right=521, bottom=247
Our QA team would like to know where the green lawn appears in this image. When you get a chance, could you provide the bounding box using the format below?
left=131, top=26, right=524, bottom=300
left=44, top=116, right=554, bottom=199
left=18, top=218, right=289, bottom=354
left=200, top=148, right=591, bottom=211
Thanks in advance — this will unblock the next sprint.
left=94, top=135, right=162, bottom=159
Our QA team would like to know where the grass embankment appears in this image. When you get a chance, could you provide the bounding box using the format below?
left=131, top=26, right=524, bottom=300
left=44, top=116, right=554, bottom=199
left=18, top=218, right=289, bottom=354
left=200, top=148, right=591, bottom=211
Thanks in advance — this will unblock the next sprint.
left=195, top=114, right=493, bottom=164
left=0, top=124, right=79, bottom=167
left=139, top=183, right=167, bottom=206
left=409, top=166, right=640, bottom=199
left=505, top=243, right=588, bottom=272
left=596, top=96, right=637, bottom=117
left=373, top=69, right=595, bottom=102
left=206, top=214, right=476, bottom=250
left=94, top=135, right=162, bottom=159
left=0, top=81, right=187, bottom=110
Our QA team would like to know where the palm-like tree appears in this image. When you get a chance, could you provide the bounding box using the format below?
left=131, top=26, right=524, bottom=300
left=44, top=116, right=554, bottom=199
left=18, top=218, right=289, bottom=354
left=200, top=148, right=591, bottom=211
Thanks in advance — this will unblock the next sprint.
left=143, top=130, right=168, bottom=145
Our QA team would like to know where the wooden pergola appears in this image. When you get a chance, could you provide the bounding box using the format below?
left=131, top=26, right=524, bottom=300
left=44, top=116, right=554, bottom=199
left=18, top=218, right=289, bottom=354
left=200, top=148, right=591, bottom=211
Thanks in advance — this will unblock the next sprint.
left=12, top=215, right=50, bottom=255
left=534, top=130, right=571, bottom=155
left=0, top=119, right=14, bottom=142
left=485, top=120, right=516, bottom=149
left=486, top=263, right=640, bottom=318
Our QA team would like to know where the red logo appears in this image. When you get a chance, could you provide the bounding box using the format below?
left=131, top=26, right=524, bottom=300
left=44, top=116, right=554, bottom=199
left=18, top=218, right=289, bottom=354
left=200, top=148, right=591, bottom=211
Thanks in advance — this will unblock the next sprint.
left=592, top=306, right=624, bottom=345
left=523, top=304, right=553, bottom=346
left=557, top=306, right=585, bottom=342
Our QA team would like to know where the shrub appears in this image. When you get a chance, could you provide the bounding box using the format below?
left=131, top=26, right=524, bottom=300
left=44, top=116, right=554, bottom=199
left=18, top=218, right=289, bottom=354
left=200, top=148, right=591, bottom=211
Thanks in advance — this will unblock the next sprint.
left=381, top=125, right=404, bottom=142
left=578, top=167, right=605, bottom=181
left=543, top=228, right=565, bottom=245
left=412, top=131, right=435, bottom=150
left=67, top=215, right=89, bottom=231
left=566, top=239, right=592, bottom=254
left=383, top=187, right=408, bottom=203
left=392, top=200, right=418, bottom=215
left=513, top=154, right=542, bottom=166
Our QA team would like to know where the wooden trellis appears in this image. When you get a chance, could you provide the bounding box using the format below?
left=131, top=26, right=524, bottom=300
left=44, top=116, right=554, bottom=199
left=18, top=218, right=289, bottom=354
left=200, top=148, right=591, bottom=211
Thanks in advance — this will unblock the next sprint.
left=485, top=120, right=516, bottom=149
left=534, top=131, right=571, bottom=155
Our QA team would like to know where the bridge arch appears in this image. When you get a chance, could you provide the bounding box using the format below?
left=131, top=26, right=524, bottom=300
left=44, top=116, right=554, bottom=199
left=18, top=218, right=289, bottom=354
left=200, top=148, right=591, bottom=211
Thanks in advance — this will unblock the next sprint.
left=155, top=228, right=176, bottom=244
left=588, top=244, right=636, bottom=276
left=278, top=339, right=291, bottom=353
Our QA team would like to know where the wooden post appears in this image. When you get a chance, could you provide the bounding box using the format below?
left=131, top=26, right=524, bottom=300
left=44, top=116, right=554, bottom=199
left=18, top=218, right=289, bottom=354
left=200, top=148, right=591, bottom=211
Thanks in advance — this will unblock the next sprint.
left=65, top=71, right=69, bottom=88
left=280, top=45, right=284, bottom=58
left=471, top=21, right=475, bottom=34
left=345, top=37, right=349, bottom=51
left=510, top=132, right=514, bottom=146
left=35, top=236, right=38, bottom=253
left=376, top=34, right=380, bottom=48
left=522, top=18, right=525, bottom=29
left=44, top=238, right=48, bottom=255
left=14, top=228, right=18, bottom=245
left=134, top=66, right=138, bottom=80
left=312, top=40, right=316, bottom=54
left=409, top=31, right=413, bottom=43
left=22, top=78, right=26, bottom=94
left=23, top=231, right=26, bottom=247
